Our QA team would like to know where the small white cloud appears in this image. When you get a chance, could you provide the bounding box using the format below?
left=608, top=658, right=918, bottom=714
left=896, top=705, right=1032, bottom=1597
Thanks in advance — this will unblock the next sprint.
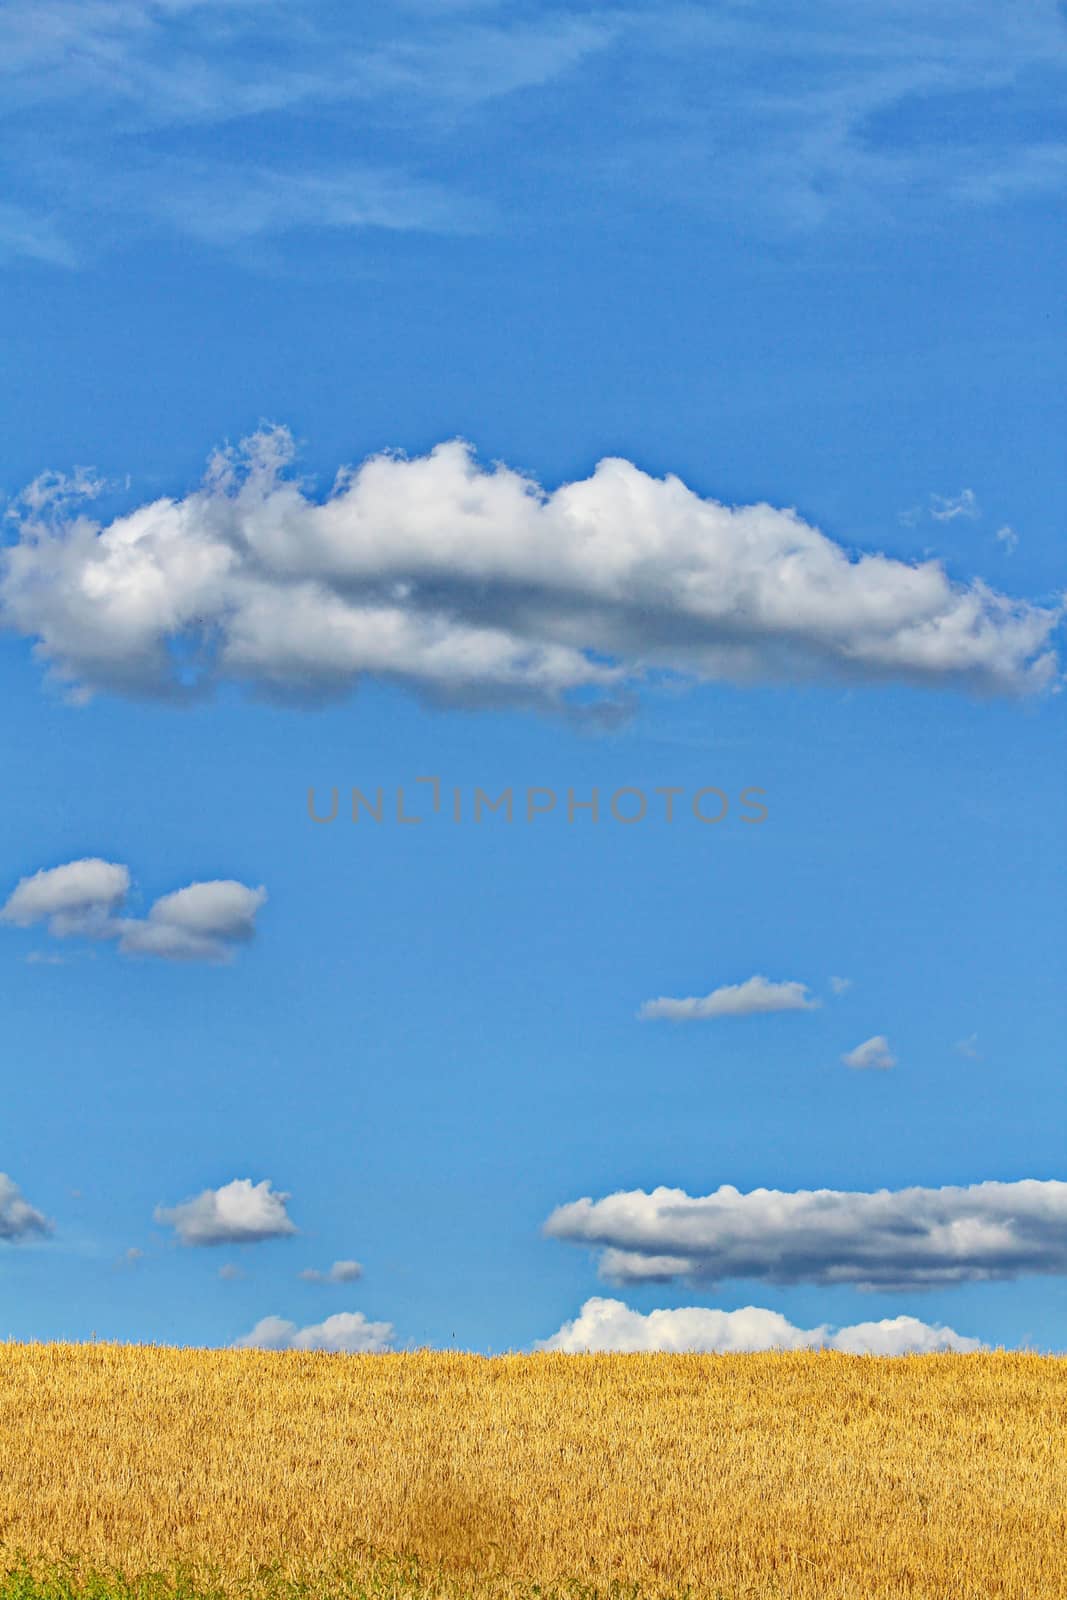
left=1, top=860, right=266, bottom=964
left=300, top=1259, right=364, bottom=1284
left=640, top=976, right=819, bottom=1022
left=234, top=1310, right=394, bottom=1352
left=0, top=1172, right=52, bottom=1241
left=145, top=880, right=266, bottom=942
left=155, top=1177, right=297, bottom=1247
left=842, top=1034, right=895, bottom=1070
left=537, top=1296, right=983, bottom=1355
left=954, top=1034, right=981, bottom=1060
left=119, top=881, right=267, bottom=963
left=218, top=1262, right=245, bottom=1281
left=829, top=975, right=852, bottom=995
left=0, top=858, right=129, bottom=931
left=996, top=525, right=1019, bottom=554
left=930, top=489, right=980, bottom=522
left=7, top=466, right=107, bottom=519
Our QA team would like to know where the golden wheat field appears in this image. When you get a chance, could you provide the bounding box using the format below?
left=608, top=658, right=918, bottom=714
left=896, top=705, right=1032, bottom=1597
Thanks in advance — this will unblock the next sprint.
left=1, top=1343, right=1065, bottom=1600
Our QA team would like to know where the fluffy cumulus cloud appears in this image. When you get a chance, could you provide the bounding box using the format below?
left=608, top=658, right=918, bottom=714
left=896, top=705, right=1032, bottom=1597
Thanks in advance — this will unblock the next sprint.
left=156, top=1178, right=297, bottom=1246
left=300, top=1259, right=364, bottom=1283
left=0, top=858, right=130, bottom=935
left=544, top=1179, right=1067, bottom=1291
left=234, top=1311, right=394, bottom=1352
left=0, top=1171, right=51, bottom=1241
left=1, top=429, right=1060, bottom=714
left=0, top=858, right=266, bottom=962
left=119, top=880, right=267, bottom=961
left=842, top=1034, right=896, bottom=1070
left=640, top=975, right=819, bottom=1021
left=538, top=1297, right=983, bottom=1354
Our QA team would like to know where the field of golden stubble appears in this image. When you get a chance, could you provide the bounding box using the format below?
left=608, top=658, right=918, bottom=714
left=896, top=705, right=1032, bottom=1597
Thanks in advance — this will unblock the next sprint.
left=0, top=1343, right=1065, bottom=1600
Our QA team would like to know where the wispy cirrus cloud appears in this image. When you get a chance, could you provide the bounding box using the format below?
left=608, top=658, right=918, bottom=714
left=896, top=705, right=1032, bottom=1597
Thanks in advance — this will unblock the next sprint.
left=640, top=976, right=820, bottom=1022
left=930, top=489, right=981, bottom=522
left=142, top=161, right=486, bottom=248
left=538, top=1296, right=983, bottom=1355
left=0, top=200, right=77, bottom=267
left=2, top=3, right=1066, bottom=266
left=544, top=1178, right=1067, bottom=1291
left=0, top=1, right=612, bottom=262
left=2, top=429, right=1060, bottom=715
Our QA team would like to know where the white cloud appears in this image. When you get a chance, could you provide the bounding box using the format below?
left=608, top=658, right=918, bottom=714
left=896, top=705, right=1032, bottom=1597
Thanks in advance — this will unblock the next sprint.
left=146, top=161, right=485, bottom=248
left=0, top=1172, right=51, bottom=1241
left=7, top=465, right=107, bottom=518
left=0, top=201, right=77, bottom=268
left=842, top=1034, right=896, bottom=1070
left=544, top=1178, right=1067, bottom=1290
left=218, top=1262, right=245, bottom=1281
left=957, top=143, right=1067, bottom=207
left=3, top=429, right=1059, bottom=713
left=2, top=1, right=1066, bottom=268
left=996, top=525, right=1019, bottom=554
left=143, top=880, right=265, bottom=941
left=0, top=4, right=611, bottom=261
left=155, top=1177, right=297, bottom=1246
left=234, top=1310, right=394, bottom=1352
left=1, top=859, right=266, bottom=963
left=119, top=880, right=267, bottom=962
left=826, top=1315, right=983, bottom=1356
left=930, top=489, right=980, bottom=522
left=538, top=1296, right=983, bottom=1355
left=0, top=858, right=130, bottom=932
left=829, top=975, right=852, bottom=995
left=640, top=975, right=819, bottom=1022
left=954, top=1033, right=981, bottom=1060
left=300, top=1259, right=364, bottom=1284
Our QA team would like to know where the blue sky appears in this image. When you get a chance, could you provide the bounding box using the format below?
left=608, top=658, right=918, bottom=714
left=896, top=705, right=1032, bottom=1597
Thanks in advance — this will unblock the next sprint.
left=0, top=0, right=1064, bottom=1357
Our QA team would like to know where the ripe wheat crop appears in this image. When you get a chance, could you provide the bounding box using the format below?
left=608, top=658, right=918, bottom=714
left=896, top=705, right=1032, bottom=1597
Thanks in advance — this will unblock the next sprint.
left=1, top=1343, right=1064, bottom=1600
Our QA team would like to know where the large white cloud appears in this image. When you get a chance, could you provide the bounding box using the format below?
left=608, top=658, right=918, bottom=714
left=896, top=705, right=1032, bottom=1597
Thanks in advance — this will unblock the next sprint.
left=1, top=859, right=266, bottom=963
left=156, top=1177, right=297, bottom=1246
left=0, top=1172, right=51, bottom=1241
left=640, top=975, right=819, bottom=1021
left=234, top=1311, right=394, bottom=1352
left=538, top=1297, right=983, bottom=1354
left=2, top=428, right=1060, bottom=710
left=544, top=1179, right=1067, bottom=1291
